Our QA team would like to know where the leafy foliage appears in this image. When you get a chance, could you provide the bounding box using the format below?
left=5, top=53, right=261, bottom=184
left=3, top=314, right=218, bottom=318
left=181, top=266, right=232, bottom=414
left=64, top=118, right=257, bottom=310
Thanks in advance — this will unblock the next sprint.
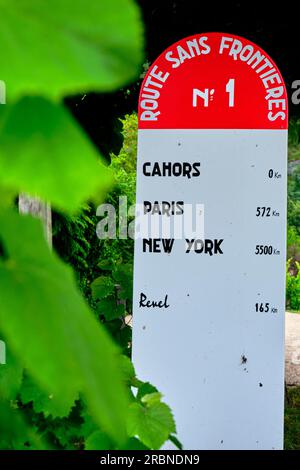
left=49, top=112, right=180, bottom=449
left=285, top=387, right=300, bottom=450
left=287, top=226, right=300, bottom=268
left=287, top=123, right=300, bottom=310
left=92, top=262, right=133, bottom=322
left=14, top=357, right=178, bottom=450
left=0, top=98, right=112, bottom=212
left=289, top=119, right=300, bottom=162
left=288, top=171, right=300, bottom=239
left=0, top=346, right=23, bottom=401
left=0, top=401, right=43, bottom=450
left=52, top=205, right=97, bottom=296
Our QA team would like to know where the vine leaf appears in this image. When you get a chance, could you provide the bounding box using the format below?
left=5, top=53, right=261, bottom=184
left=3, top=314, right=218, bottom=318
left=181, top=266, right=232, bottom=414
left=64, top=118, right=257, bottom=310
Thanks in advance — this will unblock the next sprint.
left=0, top=209, right=128, bottom=443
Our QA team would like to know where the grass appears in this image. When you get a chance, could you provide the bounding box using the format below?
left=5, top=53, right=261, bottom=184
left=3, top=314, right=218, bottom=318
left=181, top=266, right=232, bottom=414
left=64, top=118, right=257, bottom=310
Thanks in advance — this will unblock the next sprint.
left=285, top=387, right=300, bottom=449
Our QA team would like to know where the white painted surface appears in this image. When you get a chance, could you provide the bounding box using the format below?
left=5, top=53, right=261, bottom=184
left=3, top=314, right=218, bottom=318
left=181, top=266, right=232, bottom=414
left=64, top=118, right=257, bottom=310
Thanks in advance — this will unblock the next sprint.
left=132, top=129, right=287, bottom=450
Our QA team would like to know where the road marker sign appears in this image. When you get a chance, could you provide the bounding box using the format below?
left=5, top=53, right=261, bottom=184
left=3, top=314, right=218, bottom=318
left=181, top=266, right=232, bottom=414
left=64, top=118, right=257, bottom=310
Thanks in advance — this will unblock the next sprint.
left=133, top=33, right=288, bottom=450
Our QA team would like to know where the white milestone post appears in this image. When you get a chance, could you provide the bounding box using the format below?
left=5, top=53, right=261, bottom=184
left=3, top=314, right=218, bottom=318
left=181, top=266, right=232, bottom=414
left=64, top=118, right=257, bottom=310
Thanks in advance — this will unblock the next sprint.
left=132, top=33, right=288, bottom=450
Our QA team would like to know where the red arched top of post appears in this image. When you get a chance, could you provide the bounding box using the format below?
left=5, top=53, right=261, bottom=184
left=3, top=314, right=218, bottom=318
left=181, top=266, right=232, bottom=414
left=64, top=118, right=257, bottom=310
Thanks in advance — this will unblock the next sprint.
left=138, top=33, right=288, bottom=130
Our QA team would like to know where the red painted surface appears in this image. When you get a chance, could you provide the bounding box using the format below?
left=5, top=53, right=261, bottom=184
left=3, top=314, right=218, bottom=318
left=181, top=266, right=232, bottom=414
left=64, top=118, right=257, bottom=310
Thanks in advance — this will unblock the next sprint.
left=138, top=33, right=288, bottom=130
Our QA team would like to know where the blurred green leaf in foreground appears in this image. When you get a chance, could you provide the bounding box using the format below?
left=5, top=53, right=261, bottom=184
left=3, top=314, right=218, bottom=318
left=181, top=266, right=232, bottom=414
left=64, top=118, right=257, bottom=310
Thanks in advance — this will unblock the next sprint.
left=0, top=0, right=151, bottom=450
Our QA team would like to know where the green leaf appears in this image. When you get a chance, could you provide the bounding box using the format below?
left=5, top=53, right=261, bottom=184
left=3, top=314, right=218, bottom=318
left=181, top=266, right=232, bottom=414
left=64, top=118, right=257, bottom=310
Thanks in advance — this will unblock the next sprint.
left=105, top=318, right=123, bottom=336
left=53, top=422, right=82, bottom=450
left=169, top=434, right=183, bottom=450
left=136, top=382, right=158, bottom=401
left=80, top=409, right=98, bottom=440
left=0, top=400, right=44, bottom=450
left=127, top=399, right=176, bottom=449
left=91, top=276, right=115, bottom=300
left=119, top=325, right=132, bottom=352
left=85, top=430, right=112, bottom=450
left=113, top=264, right=133, bottom=300
left=0, top=0, right=144, bottom=101
left=0, top=186, right=16, bottom=209
left=0, top=347, right=23, bottom=400
left=141, top=392, right=162, bottom=407
left=97, top=297, right=125, bottom=321
left=20, top=373, right=76, bottom=418
left=0, top=209, right=128, bottom=443
left=0, top=97, right=113, bottom=212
